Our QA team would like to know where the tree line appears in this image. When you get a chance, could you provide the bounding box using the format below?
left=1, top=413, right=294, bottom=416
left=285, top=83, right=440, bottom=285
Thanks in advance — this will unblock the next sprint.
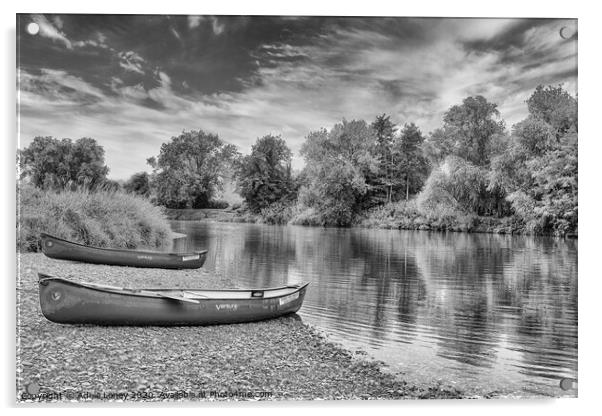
left=18, top=84, right=577, bottom=236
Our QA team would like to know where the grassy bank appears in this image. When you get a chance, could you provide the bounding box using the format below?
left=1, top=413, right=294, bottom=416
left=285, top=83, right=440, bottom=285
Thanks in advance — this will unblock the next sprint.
left=359, top=200, right=577, bottom=237
left=17, top=253, right=467, bottom=402
left=164, top=199, right=579, bottom=239
left=359, top=200, right=530, bottom=234
left=164, top=208, right=254, bottom=223
left=166, top=204, right=554, bottom=237
left=17, top=184, right=173, bottom=252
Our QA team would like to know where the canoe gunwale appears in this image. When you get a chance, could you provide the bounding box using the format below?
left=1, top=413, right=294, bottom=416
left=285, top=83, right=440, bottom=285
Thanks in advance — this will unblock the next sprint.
left=40, top=233, right=207, bottom=257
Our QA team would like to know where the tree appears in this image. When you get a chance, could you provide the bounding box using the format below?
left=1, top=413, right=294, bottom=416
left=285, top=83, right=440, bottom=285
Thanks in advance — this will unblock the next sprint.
left=489, top=85, right=578, bottom=234
left=505, top=133, right=577, bottom=235
left=370, top=114, right=396, bottom=203
left=512, top=117, right=556, bottom=156
left=149, top=130, right=238, bottom=208
left=526, top=84, right=577, bottom=138
left=236, top=135, right=296, bottom=213
left=417, top=96, right=508, bottom=217
left=299, top=119, right=379, bottom=226
left=394, top=123, right=430, bottom=201
left=527, top=133, right=577, bottom=235
left=19, top=136, right=109, bottom=189
left=423, top=128, right=454, bottom=167
left=440, top=96, right=505, bottom=166
left=419, top=155, right=509, bottom=217
left=124, top=172, right=151, bottom=197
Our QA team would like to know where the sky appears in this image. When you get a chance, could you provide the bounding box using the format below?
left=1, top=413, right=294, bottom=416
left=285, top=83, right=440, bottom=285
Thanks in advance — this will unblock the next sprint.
left=17, top=14, right=578, bottom=180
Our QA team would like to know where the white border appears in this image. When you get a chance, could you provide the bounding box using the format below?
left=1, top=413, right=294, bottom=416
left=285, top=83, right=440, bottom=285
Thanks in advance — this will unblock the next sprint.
left=3, top=1, right=600, bottom=415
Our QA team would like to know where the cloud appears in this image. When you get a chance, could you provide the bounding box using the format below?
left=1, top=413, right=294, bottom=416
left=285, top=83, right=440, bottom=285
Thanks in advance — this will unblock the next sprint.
left=31, top=14, right=72, bottom=49
left=170, top=27, right=182, bottom=41
left=188, top=16, right=202, bottom=29
left=118, top=51, right=146, bottom=74
left=18, top=17, right=577, bottom=179
left=52, top=16, right=64, bottom=30
left=210, top=17, right=225, bottom=35
left=72, top=31, right=112, bottom=50
left=19, top=68, right=105, bottom=106
left=453, top=18, right=520, bottom=41
left=187, top=15, right=224, bottom=35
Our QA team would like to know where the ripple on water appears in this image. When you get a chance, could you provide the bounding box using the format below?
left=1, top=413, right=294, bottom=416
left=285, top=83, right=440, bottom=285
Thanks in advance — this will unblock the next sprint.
left=172, top=221, right=578, bottom=397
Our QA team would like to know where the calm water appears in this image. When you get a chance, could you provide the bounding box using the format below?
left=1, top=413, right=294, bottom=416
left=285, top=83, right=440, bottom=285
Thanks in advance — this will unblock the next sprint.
left=172, top=221, right=578, bottom=397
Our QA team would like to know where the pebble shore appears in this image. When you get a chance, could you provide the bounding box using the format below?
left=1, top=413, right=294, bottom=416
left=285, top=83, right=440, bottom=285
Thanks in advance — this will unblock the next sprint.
left=16, top=252, right=465, bottom=402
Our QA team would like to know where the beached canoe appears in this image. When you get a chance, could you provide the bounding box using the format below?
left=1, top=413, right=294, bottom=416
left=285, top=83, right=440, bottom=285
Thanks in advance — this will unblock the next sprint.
left=40, top=233, right=207, bottom=269
left=38, top=274, right=310, bottom=326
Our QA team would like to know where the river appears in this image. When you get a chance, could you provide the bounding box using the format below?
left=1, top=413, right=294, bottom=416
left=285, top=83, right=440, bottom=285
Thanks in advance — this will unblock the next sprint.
left=171, top=221, right=578, bottom=398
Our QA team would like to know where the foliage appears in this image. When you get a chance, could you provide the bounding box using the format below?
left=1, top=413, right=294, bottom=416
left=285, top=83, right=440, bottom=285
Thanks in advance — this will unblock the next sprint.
left=526, top=84, right=578, bottom=138
left=423, top=128, right=452, bottom=167
left=289, top=206, right=323, bottom=227
left=17, top=183, right=172, bottom=252
left=299, top=120, right=379, bottom=226
left=206, top=199, right=230, bottom=209
left=416, top=163, right=464, bottom=214
left=370, top=114, right=396, bottom=203
left=487, top=85, right=578, bottom=235
left=19, top=136, right=109, bottom=189
left=102, top=179, right=122, bottom=192
left=418, top=95, right=510, bottom=219
left=236, top=135, right=296, bottom=213
left=18, top=84, right=576, bottom=237
left=259, top=200, right=297, bottom=225
left=438, top=96, right=506, bottom=166
left=361, top=199, right=478, bottom=232
left=394, top=123, right=430, bottom=200
left=418, top=155, right=510, bottom=217
left=124, top=172, right=151, bottom=197
left=505, top=134, right=578, bottom=235
left=512, top=117, right=556, bottom=156
left=149, top=130, right=238, bottom=209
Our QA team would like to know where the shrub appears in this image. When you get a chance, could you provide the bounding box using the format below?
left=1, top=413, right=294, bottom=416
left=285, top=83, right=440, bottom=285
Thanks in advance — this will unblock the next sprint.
left=288, top=206, right=324, bottom=226
left=259, top=201, right=296, bottom=225
left=17, top=183, right=173, bottom=252
left=206, top=199, right=229, bottom=209
left=228, top=202, right=243, bottom=211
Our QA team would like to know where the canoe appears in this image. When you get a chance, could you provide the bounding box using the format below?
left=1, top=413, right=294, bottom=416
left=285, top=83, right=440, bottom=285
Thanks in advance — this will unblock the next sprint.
left=38, top=273, right=310, bottom=326
left=40, top=233, right=207, bottom=269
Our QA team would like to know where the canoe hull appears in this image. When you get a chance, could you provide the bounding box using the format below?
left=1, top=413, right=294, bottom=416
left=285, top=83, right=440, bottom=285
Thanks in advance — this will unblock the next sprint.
left=40, top=233, right=207, bottom=269
left=39, top=276, right=309, bottom=326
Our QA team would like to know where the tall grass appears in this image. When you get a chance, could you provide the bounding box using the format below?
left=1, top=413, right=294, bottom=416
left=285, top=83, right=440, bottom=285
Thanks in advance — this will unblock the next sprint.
left=17, top=184, right=173, bottom=252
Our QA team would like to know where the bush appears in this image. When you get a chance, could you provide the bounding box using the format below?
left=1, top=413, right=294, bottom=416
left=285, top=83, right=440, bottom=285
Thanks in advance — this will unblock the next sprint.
left=257, top=201, right=296, bottom=225
left=17, top=184, right=173, bottom=252
left=206, top=199, right=229, bottom=209
left=360, top=197, right=480, bottom=232
left=360, top=200, right=421, bottom=229
left=288, top=206, right=324, bottom=226
left=227, top=202, right=243, bottom=212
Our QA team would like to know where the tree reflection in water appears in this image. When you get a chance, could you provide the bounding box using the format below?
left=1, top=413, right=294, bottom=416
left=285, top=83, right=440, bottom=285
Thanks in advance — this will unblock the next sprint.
left=172, top=221, right=577, bottom=396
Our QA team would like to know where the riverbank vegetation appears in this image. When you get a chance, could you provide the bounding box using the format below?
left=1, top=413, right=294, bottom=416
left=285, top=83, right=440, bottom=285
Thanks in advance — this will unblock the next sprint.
left=17, top=184, right=172, bottom=253
left=234, top=85, right=577, bottom=236
left=18, top=84, right=577, bottom=238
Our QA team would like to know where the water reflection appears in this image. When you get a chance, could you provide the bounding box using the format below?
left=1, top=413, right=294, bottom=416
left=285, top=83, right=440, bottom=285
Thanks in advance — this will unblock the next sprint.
left=173, top=221, right=577, bottom=397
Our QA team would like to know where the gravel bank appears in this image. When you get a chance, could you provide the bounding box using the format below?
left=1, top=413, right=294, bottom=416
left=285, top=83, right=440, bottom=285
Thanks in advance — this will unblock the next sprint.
left=17, top=253, right=464, bottom=402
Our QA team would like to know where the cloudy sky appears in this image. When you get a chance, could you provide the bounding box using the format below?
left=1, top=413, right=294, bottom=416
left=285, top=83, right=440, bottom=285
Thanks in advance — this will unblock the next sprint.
left=17, top=14, right=577, bottom=179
